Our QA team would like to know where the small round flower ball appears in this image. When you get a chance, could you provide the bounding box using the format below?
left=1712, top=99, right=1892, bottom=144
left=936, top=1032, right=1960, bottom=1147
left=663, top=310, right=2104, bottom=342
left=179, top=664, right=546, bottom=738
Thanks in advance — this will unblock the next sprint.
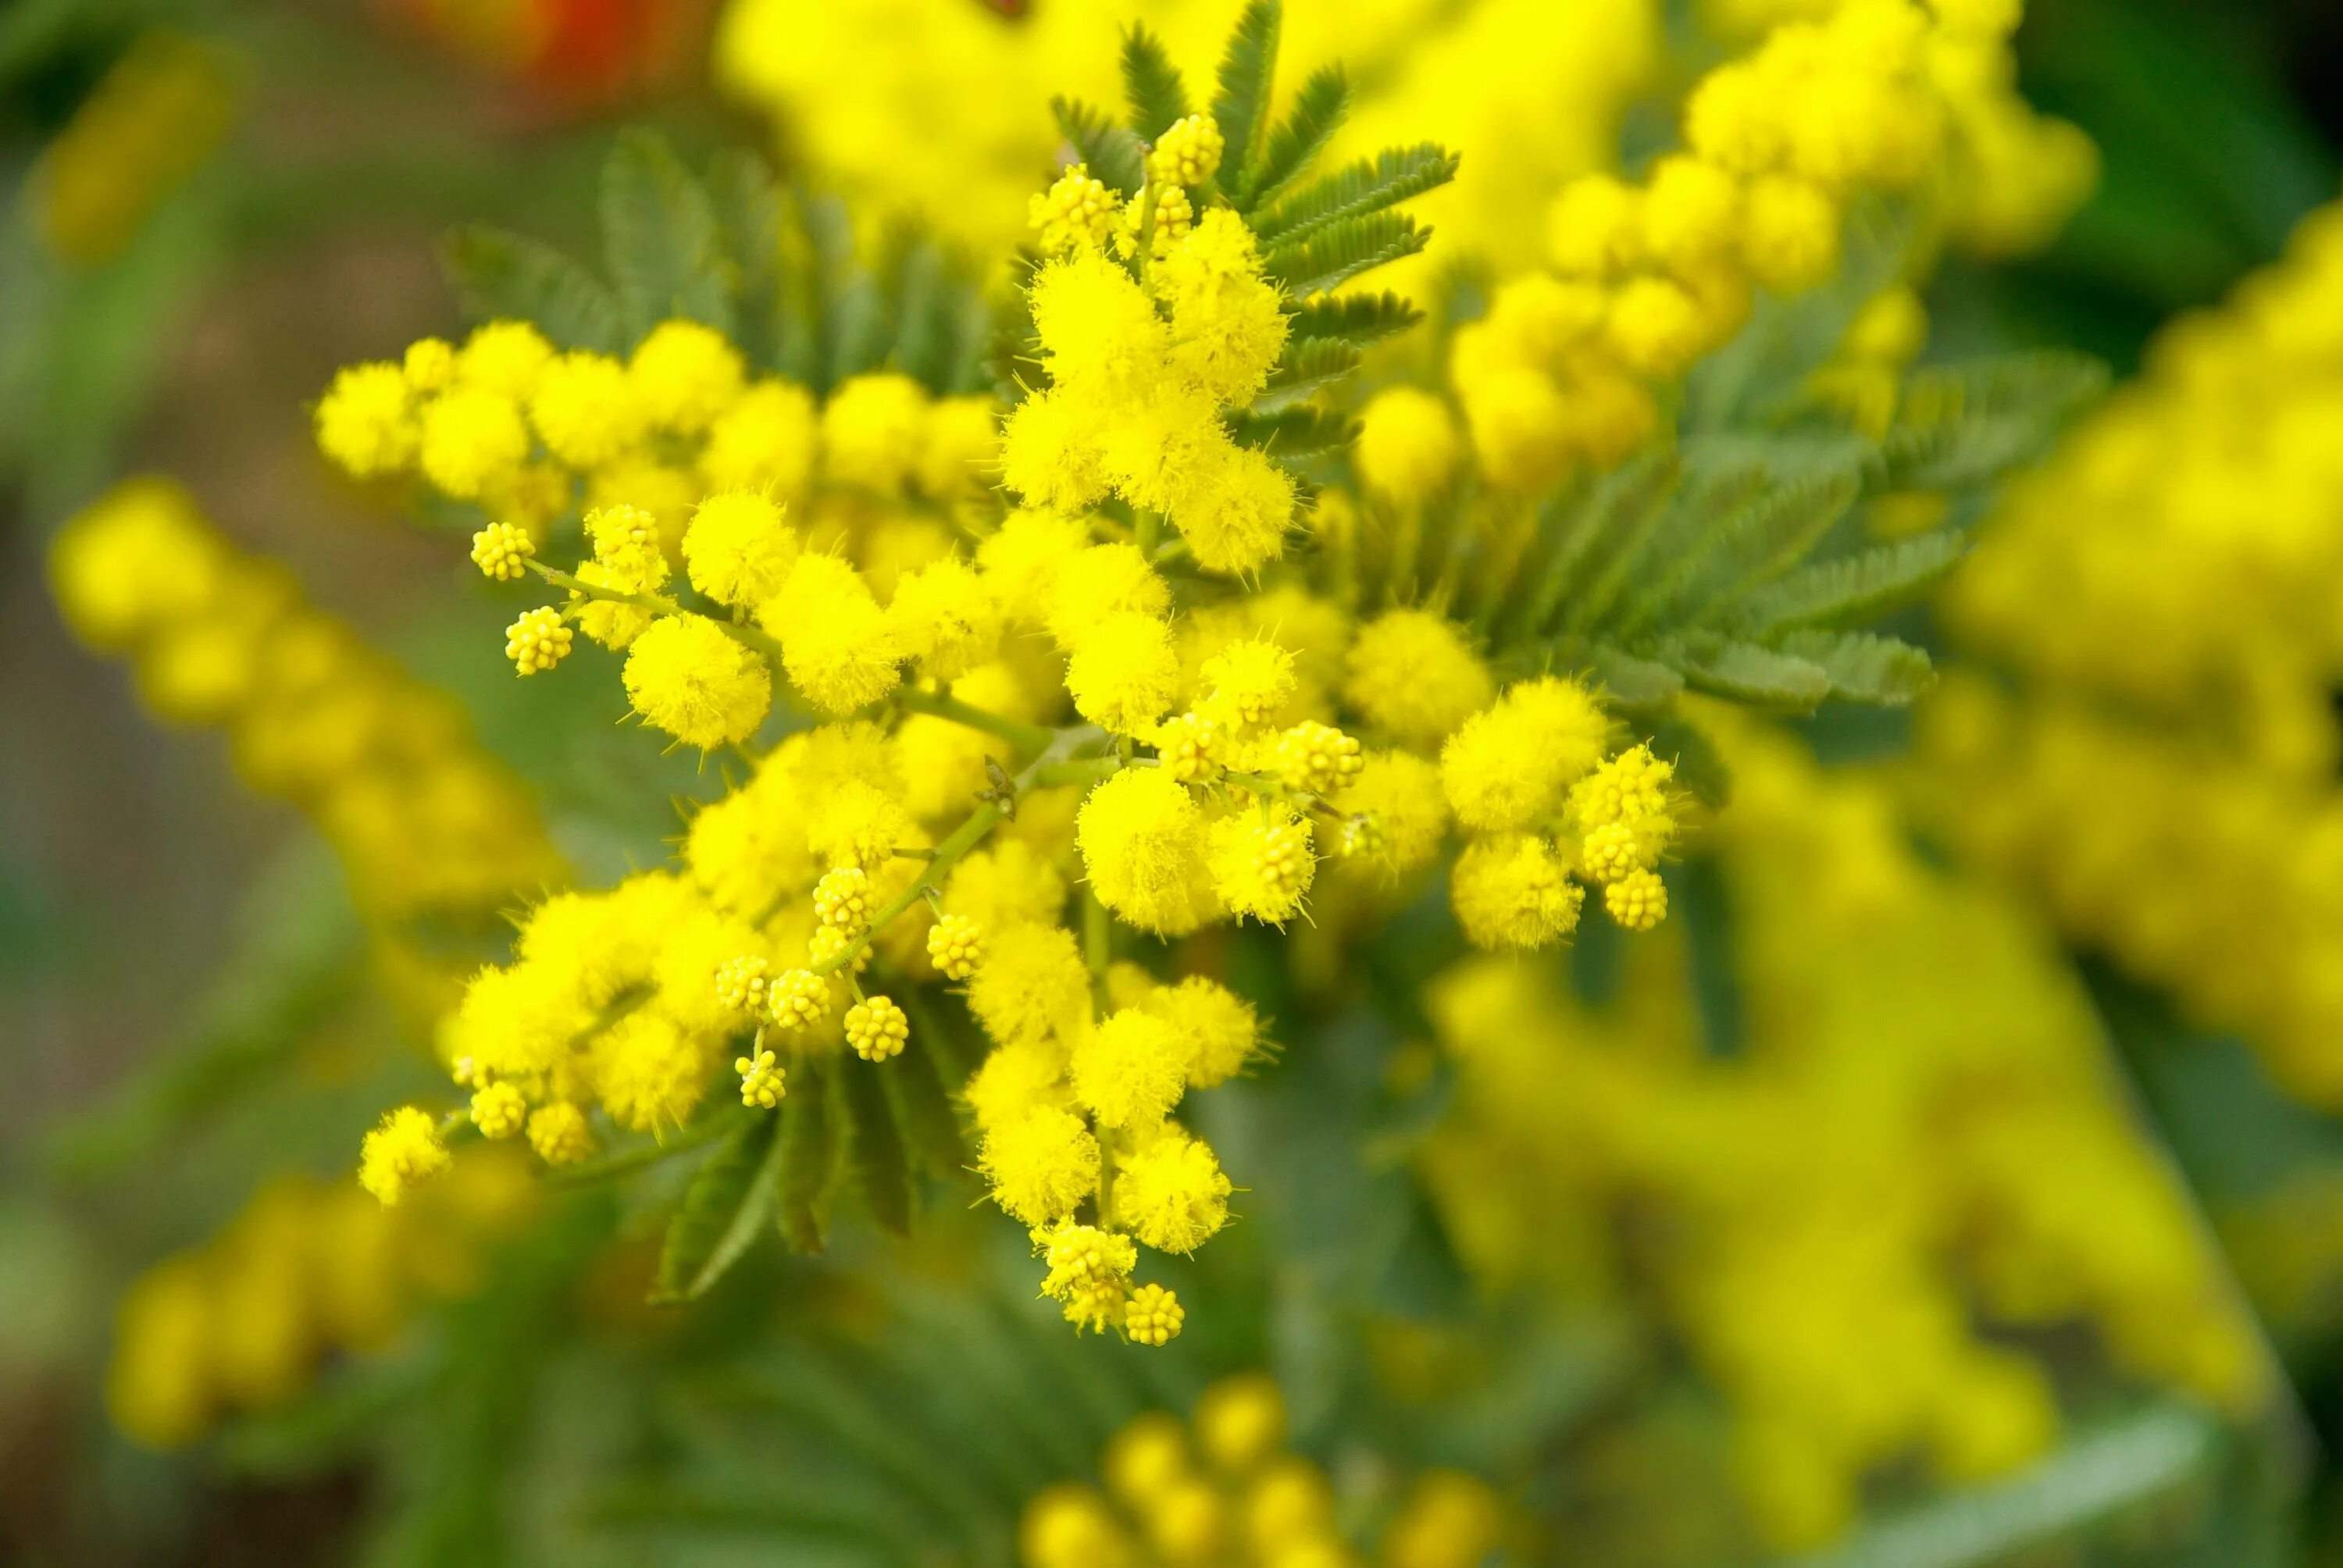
left=965, top=1039, right=1068, bottom=1131
left=966, top=922, right=1090, bottom=1049
left=629, top=319, right=745, bottom=435
left=761, top=554, right=902, bottom=715
left=979, top=1105, right=1100, bottom=1226
left=1195, top=1374, right=1286, bottom=1473
left=402, top=337, right=456, bottom=393
left=918, top=395, right=1001, bottom=501
left=1078, top=769, right=1208, bottom=935
left=1607, top=276, right=1709, bottom=379
left=1070, top=1009, right=1189, bottom=1131
left=887, top=557, right=1003, bottom=682
left=1065, top=613, right=1182, bottom=737
left=1139, top=976, right=1257, bottom=1089
left=1355, top=387, right=1460, bottom=509
left=1331, top=751, right=1450, bottom=876
left=701, top=380, right=818, bottom=501
left=1547, top=172, right=1644, bottom=280
left=1123, top=1283, right=1184, bottom=1345
left=1685, top=62, right=1785, bottom=176
left=1742, top=174, right=1842, bottom=293
left=1460, top=362, right=1575, bottom=493
left=1605, top=867, right=1668, bottom=932
left=1047, top=543, right=1170, bottom=650
left=622, top=615, right=772, bottom=751
left=529, top=350, right=642, bottom=470
left=419, top=386, right=530, bottom=501
left=456, top=320, right=555, bottom=398
left=1029, top=248, right=1170, bottom=390
left=1208, top=806, right=1315, bottom=926
left=1450, top=833, right=1582, bottom=950
left=315, top=362, right=415, bottom=478
left=844, top=995, right=911, bottom=1060
left=1642, top=154, right=1743, bottom=273
left=1117, top=1126, right=1231, bottom=1253
left=822, top=372, right=930, bottom=494
left=999, top=389, right=1111, bottom=513
left=526, top=1102, right=596, bottom=1166
left=1343, top=609, right=1494, bottom=750
left=1441, top=676, right=1608, bottom=832
left=1172, top=443, right=1293, bottom=576
left=684, top=491, right=799, bottom=608
left=358, top=1106, right=448, bottom=1205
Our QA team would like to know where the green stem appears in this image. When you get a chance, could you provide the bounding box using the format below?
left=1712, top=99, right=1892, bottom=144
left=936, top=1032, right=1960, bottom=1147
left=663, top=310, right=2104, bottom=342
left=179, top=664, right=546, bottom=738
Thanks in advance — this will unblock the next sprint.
left=1082, top=886, right=1112, bottom=1014
left=544, top=1107, right=741, bottom=1186
left=526, top=560, right=790, bottom=664
left=1133, top=508, right=1161, bottom=556
left=897, top=686, right=1055, bottom=754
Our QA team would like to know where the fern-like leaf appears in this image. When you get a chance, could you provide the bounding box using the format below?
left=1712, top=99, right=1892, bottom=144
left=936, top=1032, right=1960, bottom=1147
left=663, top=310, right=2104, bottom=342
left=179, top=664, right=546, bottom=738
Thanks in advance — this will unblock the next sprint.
left=600, top=129, right=733, bottom=338
left=1286, top=290, right=1422, bottom=348
left=440, top=225, right=624, bottom=354
left=1230, top=404, right=1357, bottom=458
left=1665, top=637, right=1834, bottom=709
left=1256, top=336, right=1361, bottom=411
left=651, top=1110, right=778, bottom=1304
left=1775, top=629, right=1935, bottom=704
left=1246, top=63, right=1349, bottom=214
left=1050, top=96, right=1146, bottom=198
left=1213, top=0, right=1282, bottom=200
left=1120, top=24, right=1189, bottom=141
left=1883, top=351, right=2108, bottom=492
left=1264, top=212, right=1428, bottom=298
left=836, top=1055, right=912, bottom=1237
left=1254, top=143, right=1459, bottom=248
left=1735, top=529, right=1967, bottom=635
left=775, top=1055, right=838, bottom=1253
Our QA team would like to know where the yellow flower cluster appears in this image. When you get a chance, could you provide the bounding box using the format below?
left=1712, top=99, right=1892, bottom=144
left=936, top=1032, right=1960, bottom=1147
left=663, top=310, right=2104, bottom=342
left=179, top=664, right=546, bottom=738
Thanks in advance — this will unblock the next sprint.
left=715, top=0, right=1657, bottom=274
left=107, top=1151, right=535, bottom=1449
left=1424, top=715, right=2268, bottom=1552
left=47, top=479, right=562, bottom=939
left=1919, top=194, right=2343, bottom=1107
left=32, top=29, right=237, bottom=265
left=1021, top=1374, right=1507, bottom=1568
left=1003, top=205, right=1293, bottom=574
left=1450, top=0, right=2089, bottom=493
left=315, top=315, right=997, bottom=536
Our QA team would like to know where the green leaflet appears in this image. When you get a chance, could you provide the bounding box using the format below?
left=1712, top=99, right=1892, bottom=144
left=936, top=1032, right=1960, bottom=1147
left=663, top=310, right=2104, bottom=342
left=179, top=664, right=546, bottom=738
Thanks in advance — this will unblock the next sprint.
left=1050, top=96, right=1146, bottom=200
left=1212, top=0, right=1282, bottom=201
left=1119, top=24, right=1189, bottom=141
left=1665, top=636, right=1835, bottom=709
left=1263, top=211, right=1428, bottom=298
left=1776, top=629, right=1935, bottom=705
left=440, top=225, right=624, bottom=355
left=1735, top=528, right=1968, bottom=635
left=838, top=1053, right=914, bottom=1236
left=651, top=1107, right=779, bottom=1304
left=599, top=128, right=734, bottom=338
left=1254, top=334, right=1361, bottom=411
left=776, top=1054, right=840, bottom=1253
left=1229, top=404, right=1357, bottom=460
left=1286, top=290, right=1422, bottom=348
left=1247, top=63, right=1349, bottom=214
left=1254, top=143, right=1459, bottom=248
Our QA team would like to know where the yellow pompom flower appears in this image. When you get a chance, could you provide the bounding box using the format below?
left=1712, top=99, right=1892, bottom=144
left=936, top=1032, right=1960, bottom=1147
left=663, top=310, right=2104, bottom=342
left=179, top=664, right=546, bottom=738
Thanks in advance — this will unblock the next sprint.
left=965, top=1041, right=1068, bottom=1131
left=1139, top=976, right=1258, bottom=1090
left=1070, top=1009, right=1189, bottom=1131
left=888, top=557, right=1002, bottom=682
left=1157, top=210, right=1289, bottom=405
left=621, top=615, right=772, bottom=750
left=810, top=922, right=869, bottom=976
left=1450, top=833, right=1582, bottom=950
left=981, top=1105, right=1101, bottom=1226
left=1547, top=172, right=1644, bottom=280
left=1209, top=806, right=1315, bottom=926
left=419, top=386, right=530, bottom=502
left=455, top=320, right=554, bottom=398
left=1065, top=613, right=1182, bottom=737
left=526, top=1102, right=596, bottom=1166
left=1149, top=113, right=1225, bottom=187
left=1037, top=1221, right=1137, bottom=1304
left=1332, top=752, right=1450, bottom=876
left=764, top=554, right=903, bottom=715
left=505, top=606, right=572, bottom=675
left=682, top=490, right=798, bottom=608
left=1642, top=154, right=1744, bottom=273
left=998, top=390, right=1111, bottom=514
left=926, top=914, right=986, bottom=981
left=469, top=521, right=535, bottom=582
left=1029, top=162, right=1120, bottom=255
left=1355, top=387, right=1460, bottom=508
left=768, top=968, right=834, bottom=1032
left=528, top=350, right=641, bottom=469
left=1118, top=1126, right=1232, bottom=1253
left=1030, top=249, right=1170, bottom=392
left=967, top=922, right=1090, bottom=1049
left=918, top=395, right=1001, bottom=500
left=1196, top=1375, right=1286, bottom=1472
left=1605, top=867, right=1668, bottom=932
left=358, top=1107, right=449, bottom=1205
left=1570, top=742, right=1674, bottom=829
left=1274, top=721, right=1364, bottom=797
left=844, top=995, right=911, bottom=1061
left=1742, top=174, right=1843, bottom=292
left=402, top=337, right=455, bottom=392
left=1047, top=543, right=1170, bottom=649
left=736, top=1047, right=787, bottom=1109
left=314, top=362, right=416, bottom=478
left=569, top=561, right=654, bottom=650
left=1439, top=675, right=1609, bottom=832
left=1459, top=362, right=1575, bottom=492
left=1175, top=444, right=1296, bottom=577
left=1200, top=638, right=1296, bottom=731
left=822, top=372, right=931, bottom=494
left=701, top=380, right=818, bottom=499
left=629, top=319, right=746, bottom=435
left=1078, top=768, right=1211, bottom=936
left=1607, top=275, right=1710, bottom=378
left=812, top=865, right=874, bottom=931
left=469, top=1083, right=527, bottom=1139
left=1156, top=711, right=1225, bottom=783
left=1123, top=1283, right=1184, bottom=1346
left=1344, top=609, right=1494, bottom=750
